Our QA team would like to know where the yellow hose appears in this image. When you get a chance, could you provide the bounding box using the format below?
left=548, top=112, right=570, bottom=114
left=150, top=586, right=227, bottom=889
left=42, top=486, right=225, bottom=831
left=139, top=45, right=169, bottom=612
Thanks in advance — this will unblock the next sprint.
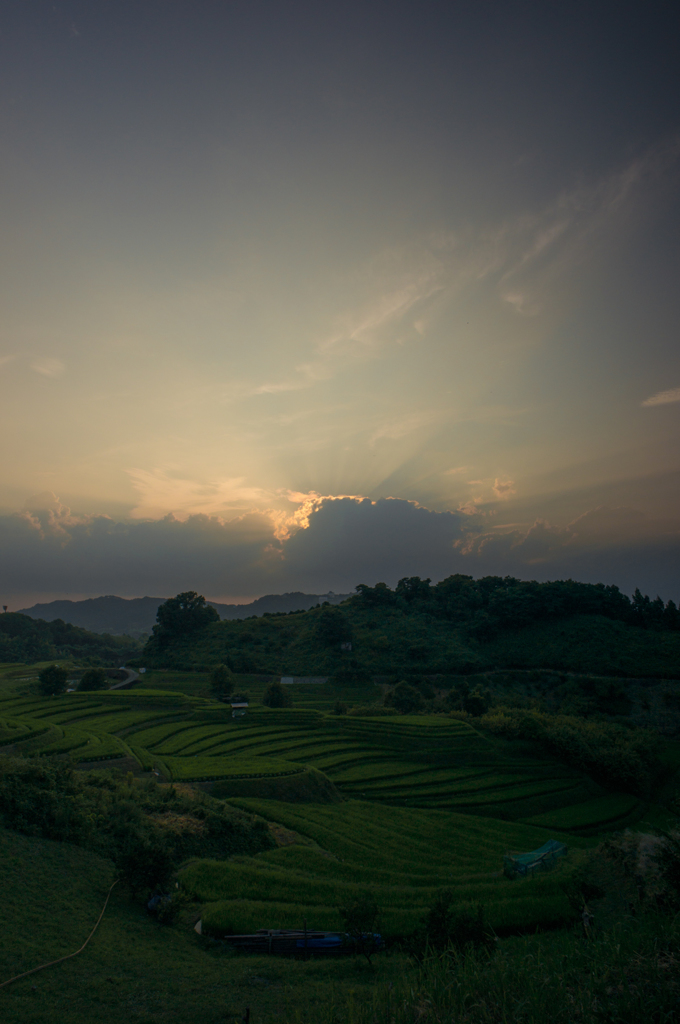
left=0, top=878, right=119, bottom=990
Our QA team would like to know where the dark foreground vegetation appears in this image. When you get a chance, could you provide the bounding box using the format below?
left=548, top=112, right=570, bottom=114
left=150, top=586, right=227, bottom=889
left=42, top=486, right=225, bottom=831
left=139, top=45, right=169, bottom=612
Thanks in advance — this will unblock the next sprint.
left=0, top=753, right=272, bottom=894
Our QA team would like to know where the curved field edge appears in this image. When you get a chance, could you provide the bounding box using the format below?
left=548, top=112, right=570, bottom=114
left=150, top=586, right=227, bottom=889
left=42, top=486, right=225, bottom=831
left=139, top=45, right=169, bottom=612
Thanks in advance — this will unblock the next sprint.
left=181, top=799, right=590, bottom=937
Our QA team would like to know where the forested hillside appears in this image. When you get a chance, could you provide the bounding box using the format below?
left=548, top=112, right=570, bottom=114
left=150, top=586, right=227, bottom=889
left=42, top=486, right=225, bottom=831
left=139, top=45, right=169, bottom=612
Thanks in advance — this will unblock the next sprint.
left=139, top=577, right=680, bottom=679
left=0, top=612, right=142, bottom=665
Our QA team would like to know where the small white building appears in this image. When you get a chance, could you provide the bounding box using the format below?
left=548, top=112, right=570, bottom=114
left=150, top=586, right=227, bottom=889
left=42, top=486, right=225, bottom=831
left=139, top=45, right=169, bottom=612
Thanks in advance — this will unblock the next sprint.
left=231, top=701, right=248, bottom=718
left=280, top=676, right=329, bottom=685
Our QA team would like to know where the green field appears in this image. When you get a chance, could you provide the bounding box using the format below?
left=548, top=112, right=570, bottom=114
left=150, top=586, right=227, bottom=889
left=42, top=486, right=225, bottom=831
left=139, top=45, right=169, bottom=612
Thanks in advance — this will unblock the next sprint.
left=0, top=687, right=610, bottom=818
left=181, top=799, right=587, bottom=938
left=0, top=668, right=667, bottom=946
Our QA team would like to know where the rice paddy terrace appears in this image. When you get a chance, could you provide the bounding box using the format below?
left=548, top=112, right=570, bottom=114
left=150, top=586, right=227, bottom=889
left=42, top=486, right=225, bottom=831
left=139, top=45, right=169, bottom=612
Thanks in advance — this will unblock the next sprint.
left=0, top=686, right=614, bottom=819
left=1, top=667, right=667, bottom=940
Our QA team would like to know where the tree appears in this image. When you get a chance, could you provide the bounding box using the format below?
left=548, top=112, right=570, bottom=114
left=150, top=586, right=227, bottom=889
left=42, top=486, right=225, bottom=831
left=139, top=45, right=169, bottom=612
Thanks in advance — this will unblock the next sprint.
left=396, top=576, right=432, bottom=604
left=262, top=680, right=293, bottom=708
left=209, top=663, right=235, bottom=702
left=78, top=668, right=108, bottom=691
left=338, top=893, right=381, bottom=963
left=384, top=681, right=424, bottom=714
left=464, top=686, right=490, bottom=717
left=417, top=890, right=492, bottom=954
left=151, top=592, right=219, bottom=646
left=38, top=664, right=68, bottom=696
left=314, top=606, right=351, bottom=647
left=115, top=832, right=174, bottom=897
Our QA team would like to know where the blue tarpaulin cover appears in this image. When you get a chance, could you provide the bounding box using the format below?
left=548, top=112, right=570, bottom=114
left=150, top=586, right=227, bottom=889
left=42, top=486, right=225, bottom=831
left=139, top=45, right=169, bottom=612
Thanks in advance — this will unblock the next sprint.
left=503, top=839, right=567, bottom=879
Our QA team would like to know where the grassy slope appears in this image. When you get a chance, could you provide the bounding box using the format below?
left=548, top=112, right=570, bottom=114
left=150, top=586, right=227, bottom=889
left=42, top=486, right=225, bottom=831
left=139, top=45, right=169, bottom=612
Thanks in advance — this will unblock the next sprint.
left=183, top=799, right=588, bottom=938
left=2, top=828, right=677, bottom=1024
left=0, top=828, right=412, bottom=1024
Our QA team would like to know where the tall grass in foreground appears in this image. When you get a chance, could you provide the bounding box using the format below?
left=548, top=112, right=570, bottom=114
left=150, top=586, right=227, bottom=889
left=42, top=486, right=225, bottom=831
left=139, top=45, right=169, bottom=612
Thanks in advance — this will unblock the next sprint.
left=273, top=913, right=679, bottom=1024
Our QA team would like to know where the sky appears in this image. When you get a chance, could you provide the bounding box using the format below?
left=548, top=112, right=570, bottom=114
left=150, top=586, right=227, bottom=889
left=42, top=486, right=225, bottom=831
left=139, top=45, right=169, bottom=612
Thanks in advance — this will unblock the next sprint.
left=1, top=0, right=679, bottom=607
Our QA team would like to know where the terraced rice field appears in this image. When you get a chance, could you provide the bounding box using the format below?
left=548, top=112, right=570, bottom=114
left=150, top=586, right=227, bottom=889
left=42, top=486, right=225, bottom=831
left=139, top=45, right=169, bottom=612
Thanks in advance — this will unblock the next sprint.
left=0, top=682, right=629, bottom=822
left=1, top=671, right=660, bottom=938
left=523, top=793, right=641, bottom=832
left=183, top=799, right=587, bottom=938
left=0, top=679, right=626, bottom=823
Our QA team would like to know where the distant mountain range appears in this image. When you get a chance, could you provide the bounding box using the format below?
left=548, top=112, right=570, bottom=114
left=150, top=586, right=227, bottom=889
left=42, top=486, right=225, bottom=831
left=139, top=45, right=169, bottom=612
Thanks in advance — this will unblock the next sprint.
left=15, top=592, right=351, bottom=637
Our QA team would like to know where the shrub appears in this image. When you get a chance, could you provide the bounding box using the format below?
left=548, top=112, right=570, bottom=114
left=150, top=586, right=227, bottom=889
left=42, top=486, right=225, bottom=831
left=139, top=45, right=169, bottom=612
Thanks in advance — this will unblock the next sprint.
left=78, top=668, right=109, bottom=691
left=116, top=832, right=174, bottom=895
left=408, top=891, right=494, bottom=961
left=480, top=707, right=659, bottom=794
left=385, top=682, right=425, bottom=714
left=262, top=681, right=293, bottom=708
left=209, top=663, right=235, bottom=702
left=338, top=893, right=381, bottom=963
left=38, top=664, right=68, bottom=696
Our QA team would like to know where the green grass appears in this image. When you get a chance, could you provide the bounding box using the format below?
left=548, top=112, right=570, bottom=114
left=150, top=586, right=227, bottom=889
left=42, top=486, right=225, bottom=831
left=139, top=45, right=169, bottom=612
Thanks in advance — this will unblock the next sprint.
left=522, top=793, right=641, bottom=831
left=2, top=661, right=679, bottom=1024
left=2, top=826, right=675, bottom=1024
left=163, top=754, right=306, bottom=782
left=0, top=827, right=416, bottom=1024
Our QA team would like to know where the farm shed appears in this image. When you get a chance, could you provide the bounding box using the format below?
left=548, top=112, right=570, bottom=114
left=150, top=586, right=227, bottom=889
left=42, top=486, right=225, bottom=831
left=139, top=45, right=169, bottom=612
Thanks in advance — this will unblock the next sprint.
left=230, top=701, right=248, bottom=718
left=503, top=839, right=566, bottom=879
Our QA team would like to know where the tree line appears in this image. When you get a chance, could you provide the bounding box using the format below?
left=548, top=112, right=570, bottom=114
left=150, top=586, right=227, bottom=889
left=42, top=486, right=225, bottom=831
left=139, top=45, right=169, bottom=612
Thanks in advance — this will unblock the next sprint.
left=353, top=575, right=680, bottom=636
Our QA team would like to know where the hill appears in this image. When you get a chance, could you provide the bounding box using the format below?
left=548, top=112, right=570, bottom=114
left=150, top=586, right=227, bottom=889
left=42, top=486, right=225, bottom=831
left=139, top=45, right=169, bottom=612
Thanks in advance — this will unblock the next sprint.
left=139, top=577, right=680, bottom=679
left=16, top=592, right=351, bottom=637
left=0, top=612, right=143, bottom=665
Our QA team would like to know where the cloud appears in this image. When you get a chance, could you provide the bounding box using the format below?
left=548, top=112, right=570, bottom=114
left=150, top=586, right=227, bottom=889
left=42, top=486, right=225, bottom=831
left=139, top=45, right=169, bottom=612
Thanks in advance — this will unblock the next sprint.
left=501, top=292, right=540, bottom=316
left=2, top=496, right=678, bottom=605
left=127, top=468, right=273, bottom=520
left=642, top=387, right=680, bottom=407
left=241, top=140, right=679, bottom=403
left=492, top=478, right=516, bottom=500
left=31, top=358, right=65, bottom=377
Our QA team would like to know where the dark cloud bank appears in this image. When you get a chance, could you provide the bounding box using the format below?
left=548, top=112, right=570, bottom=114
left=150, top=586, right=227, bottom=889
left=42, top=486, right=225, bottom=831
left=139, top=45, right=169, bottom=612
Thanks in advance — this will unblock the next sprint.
left=1, top=496, right=678, bottom=605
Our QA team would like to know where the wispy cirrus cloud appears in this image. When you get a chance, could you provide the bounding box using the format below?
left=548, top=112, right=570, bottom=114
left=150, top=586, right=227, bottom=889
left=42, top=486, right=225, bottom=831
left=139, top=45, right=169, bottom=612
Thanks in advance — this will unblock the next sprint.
left=642, top=387, right=680, bottom=407
left=250, top=139, right=680, bottom=399
left=31, top=358, right=65, bottom=378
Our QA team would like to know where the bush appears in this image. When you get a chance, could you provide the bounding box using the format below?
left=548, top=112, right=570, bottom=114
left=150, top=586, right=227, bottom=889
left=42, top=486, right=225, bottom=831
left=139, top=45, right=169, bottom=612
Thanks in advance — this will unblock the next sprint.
left=209, top=663, right=235, bottom=702
left=384, top=682, right=425, bottom=714
left=38, top=664, right=68, bottom=696
left=480, top=707, right=659, bottom=794
left=262, top=681, right=293, bottom=708
left=116, top=832, right=174, bottom=896
left=0, top=753, right=275, bottom=898
left=338, top=893, right=381, bottom=963
left=78, top=668, right=108, bottom=691
left=408, top=891, right=494, bottom=961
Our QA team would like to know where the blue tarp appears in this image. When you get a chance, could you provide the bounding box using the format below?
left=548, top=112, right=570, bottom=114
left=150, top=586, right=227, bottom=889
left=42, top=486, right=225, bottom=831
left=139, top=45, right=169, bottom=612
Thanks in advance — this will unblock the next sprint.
left=503, top=839, right=566, bottom=879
